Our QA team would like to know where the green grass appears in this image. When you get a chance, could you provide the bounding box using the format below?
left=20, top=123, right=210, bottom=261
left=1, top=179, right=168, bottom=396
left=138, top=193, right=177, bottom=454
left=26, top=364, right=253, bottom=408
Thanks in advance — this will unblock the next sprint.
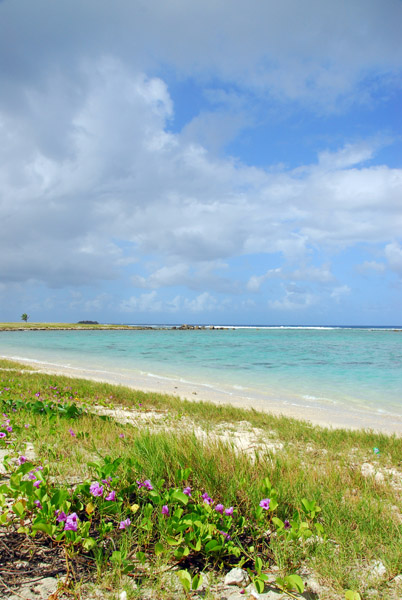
left=0, top=322, right=145, bottom=330
left=1, top=358, right=402, bottom=599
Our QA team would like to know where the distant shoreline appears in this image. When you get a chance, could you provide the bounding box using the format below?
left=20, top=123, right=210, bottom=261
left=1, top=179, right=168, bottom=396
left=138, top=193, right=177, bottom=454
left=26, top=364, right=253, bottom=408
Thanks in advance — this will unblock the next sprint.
left=0, top=322, right=401, bottom=332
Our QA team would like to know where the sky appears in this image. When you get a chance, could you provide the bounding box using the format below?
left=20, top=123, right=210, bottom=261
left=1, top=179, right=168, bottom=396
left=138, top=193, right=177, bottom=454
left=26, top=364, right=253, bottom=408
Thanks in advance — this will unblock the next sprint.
left=0, top=0, right=401, bottom=326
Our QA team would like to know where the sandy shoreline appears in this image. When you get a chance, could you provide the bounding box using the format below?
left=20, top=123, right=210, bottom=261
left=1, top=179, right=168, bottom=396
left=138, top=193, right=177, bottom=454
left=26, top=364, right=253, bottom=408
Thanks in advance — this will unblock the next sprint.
left=3, top=355, right=401, bottom=435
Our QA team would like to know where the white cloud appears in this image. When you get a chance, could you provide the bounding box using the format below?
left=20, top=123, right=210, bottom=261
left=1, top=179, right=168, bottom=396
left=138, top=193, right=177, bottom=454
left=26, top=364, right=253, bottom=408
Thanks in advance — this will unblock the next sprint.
left=358, top=260, right=386, bottom=273
left=385, top=242, right=402, bottom=276
left=330, top=285, right=351, bottom=302
left=119, top=292, right=163, bottom=313
left=1, top=59, right=401, bottom=295
left=247, top=268, right=281, bottom=292
left=290, top=264, right=335, bottom=283
left=269, top=285, right=316, bottom=311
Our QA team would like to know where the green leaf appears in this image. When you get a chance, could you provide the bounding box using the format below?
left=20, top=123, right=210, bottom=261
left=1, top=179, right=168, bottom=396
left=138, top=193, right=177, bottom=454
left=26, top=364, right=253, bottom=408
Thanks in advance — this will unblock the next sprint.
left=254, top=578, right=265, bottom=594
left=177, top=570, right=191, bottom=594
left=345, top=592, right=361, bottom=600
left=31, top=521, right=55, bottom=536
left=136, top=551, right=146, bottom=564
left=272, top=517, right=284, bottom=529
left=82, top=537, right=97, bottom=551
left=111, top=551, right=122, bottom=564
left=284, top=574, right=304, bottom=593
left=205, top=539, right=222, bottom=553
left=254, top=556, right=263, bottom=575
left=166, top=536, right=183, bottom=546
left=155, top=542, right=164, bottom=556
left=171, top=490, right=189, bottom=505
left=192, top=573, right=203, bottom=590
left=12, top=501, right=25, bottom=517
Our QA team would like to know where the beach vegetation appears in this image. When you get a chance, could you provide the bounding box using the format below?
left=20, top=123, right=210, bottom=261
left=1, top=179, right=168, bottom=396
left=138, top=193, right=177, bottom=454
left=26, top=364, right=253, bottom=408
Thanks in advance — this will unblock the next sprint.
left=0, top=358, right=401, bottom=599
left=20, top=313, right=29, bottom=322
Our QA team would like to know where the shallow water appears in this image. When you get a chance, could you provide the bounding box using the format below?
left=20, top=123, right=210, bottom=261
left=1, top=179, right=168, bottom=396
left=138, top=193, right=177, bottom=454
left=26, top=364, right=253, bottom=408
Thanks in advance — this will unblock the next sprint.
left=1, top=327, right=401, bottom=421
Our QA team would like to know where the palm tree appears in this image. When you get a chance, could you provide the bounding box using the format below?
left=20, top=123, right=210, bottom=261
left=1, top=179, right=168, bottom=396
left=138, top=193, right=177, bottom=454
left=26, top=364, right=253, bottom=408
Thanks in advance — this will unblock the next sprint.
left=21, top=313, right=29, bottom=322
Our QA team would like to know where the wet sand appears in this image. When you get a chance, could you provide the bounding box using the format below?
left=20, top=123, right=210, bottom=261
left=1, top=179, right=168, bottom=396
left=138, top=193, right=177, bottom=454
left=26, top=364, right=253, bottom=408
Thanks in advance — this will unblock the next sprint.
left=5, top=356, right=402, bottom=435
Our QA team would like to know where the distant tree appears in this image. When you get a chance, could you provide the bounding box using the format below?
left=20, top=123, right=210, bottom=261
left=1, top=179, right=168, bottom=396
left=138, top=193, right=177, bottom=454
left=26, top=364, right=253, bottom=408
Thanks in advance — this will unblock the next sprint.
left=21, top=313, right=29, bottom=322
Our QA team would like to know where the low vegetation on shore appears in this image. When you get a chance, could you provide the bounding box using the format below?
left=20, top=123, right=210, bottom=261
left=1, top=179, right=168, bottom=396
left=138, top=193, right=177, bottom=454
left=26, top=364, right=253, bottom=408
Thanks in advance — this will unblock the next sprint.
left=0, top=359, right=401, bottom=600
left=0, top=322, right=148, bottom=331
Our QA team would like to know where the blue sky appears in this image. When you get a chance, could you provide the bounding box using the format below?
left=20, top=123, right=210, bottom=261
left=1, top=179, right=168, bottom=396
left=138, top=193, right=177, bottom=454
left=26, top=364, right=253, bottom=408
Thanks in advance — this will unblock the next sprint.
left=0, top=0, right=401, bottom=325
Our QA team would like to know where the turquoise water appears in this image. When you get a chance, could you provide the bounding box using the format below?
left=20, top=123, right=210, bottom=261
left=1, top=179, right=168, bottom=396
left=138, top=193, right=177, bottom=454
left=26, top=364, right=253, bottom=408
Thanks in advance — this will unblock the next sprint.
left=0, top=327, right=401, bottom=417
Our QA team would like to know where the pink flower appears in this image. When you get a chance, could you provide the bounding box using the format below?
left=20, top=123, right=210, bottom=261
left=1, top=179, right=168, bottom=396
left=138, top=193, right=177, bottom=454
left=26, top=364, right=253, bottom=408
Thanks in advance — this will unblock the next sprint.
left=0, top=432, right=6, bottom=439
left=202, top=492, right=212, bottom=505
left=17, top=456, right=27, bottom=465
left=225, top=506, right=234, bottom=516
left=28, top=471, right=36, bottom=480
left=183, top=486, right=192, bottom=496
left=219, top=530, right=231, bottom=540
left=119, top=518, right=131, bottom=529
left=69, top=428, right=76, bottom=437
left=56, top=510, right=67, bottom=522
left=215, top=504, right=224, bottom=514
left=34, top=500, right=42, bottom=510
left=24, top=424, right=30, bottom=428
left=6, top=426, right=12, bottom=432
left=119, top=433, right=125, bottom=438
left=33, top=480, right=41, bottom=488
left=105, top=490, right=116, bottom=501
left=161, top=505, right=169, bottom=516
left=137, top=479, right=153, bottom=490
left=64, top=513, right=78, bottom=531
left=89, top=482, right=104, bottom=497
left=259, top=498, right=270, bottom=510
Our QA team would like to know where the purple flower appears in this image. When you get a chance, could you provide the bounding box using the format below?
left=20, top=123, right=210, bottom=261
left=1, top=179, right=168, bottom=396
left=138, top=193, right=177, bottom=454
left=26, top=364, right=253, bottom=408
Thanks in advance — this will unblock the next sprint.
left=24, top=424, right=30, bottom=428
left=105, top=490, right=116, bottom=501
left=17, top=456, right=27, bottom=465
left=6, top=426, right=12, bottom=432
left=161, top=505, right=169, bottom=516
left=64, top=513, right=78, bottom=531
left=202, top=492, right=212, bottom=505
left=215, top=503, right=224, bottom=514
left=284, top=519, right=291, bottom=529
left=119, top=433, right=125, bottom=438
left=34, top=500, right=42, bottom=510
left=259, top=498, right=270, bottom=510
left=219, top=530, right=231, bottom=540
left=183, top=486, right=192, bottom=496
left=225, top=506, right=234, bottom=516
left=35, top=393, right=40, bottom=397
left=56, top=510, right=67, bottom=522
left=137, top=479, right=153, bottom=490
left=33, top=480, right=41, bottom=488
left=119, top=518, right=131, bottom=529
left=28, top=471, right=36, bottom=480
left=35, top=466, right=43, bottom=471
left=90, top=482, right=104, bottom=497
left=0, top=432, right=6, bottom=439
left=69, top=428, right=76, bottom=437
left=102, top=477, right=113, bottom=485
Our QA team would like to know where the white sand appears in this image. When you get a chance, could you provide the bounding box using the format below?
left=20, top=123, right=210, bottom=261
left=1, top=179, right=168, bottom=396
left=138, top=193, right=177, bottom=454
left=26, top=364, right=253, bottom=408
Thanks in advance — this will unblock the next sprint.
left=4, top=356, right=402, bottom=435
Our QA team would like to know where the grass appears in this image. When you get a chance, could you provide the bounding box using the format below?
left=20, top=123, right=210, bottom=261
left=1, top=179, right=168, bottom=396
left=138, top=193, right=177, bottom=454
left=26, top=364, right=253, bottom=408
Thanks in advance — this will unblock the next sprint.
left=0, top=322, right=147, bottom=330
left=0, top=358, right=402, bottom=599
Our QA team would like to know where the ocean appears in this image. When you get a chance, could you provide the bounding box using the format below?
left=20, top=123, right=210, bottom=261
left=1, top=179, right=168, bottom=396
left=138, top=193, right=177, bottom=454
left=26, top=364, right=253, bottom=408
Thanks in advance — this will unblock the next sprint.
left=1, top=326, right=401, bottom=428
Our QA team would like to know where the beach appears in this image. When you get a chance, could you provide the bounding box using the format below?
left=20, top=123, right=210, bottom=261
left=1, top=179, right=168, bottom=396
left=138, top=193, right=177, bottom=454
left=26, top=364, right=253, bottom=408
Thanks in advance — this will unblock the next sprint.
left=0, top=326, right=401, bottom=435
left=5, top=355, right=402, bottom=434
